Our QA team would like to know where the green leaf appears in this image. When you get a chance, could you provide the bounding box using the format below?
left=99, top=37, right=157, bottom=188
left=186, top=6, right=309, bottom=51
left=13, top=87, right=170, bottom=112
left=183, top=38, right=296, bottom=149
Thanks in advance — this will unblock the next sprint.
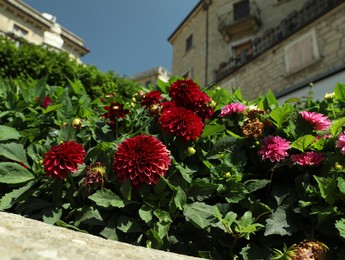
left=0, top=143, right=28, bottom=166
left=120, top=179, right=132, bottom=201
left=290, top=135, right=315, bottom=152
left=314, top=176, right=337, bottom=204
left=100, top=216, right=118, bottom=240
left=0, top=181, right=35, bottom=210
left=139, top=205, right=153, bottom=224
left=55, top=220, right=88, bottom=233
left=334, top=82, right=345, bottom=102
left=42, top=207, right=63, bottom=224
left=88, top=188, right=126, bottom=208
left=264, top=207, right=291, bottom=236
left=201, top=124, right=225, bottom=138
left=269, top=103, right=294, bottom=128
left=188, top=180, right=218, bottom=201
left=0, top=162, right=34, bottom=184
left=153, top=209, right=172, bottom=224
left=117, top=216, right=142, bottom=233
left=76, top=206, right=104, bottom=226
left=331, top=118, right=345, bottom=137
left=0, top=125, right=21, bottom=141
left=183, top=202, right=216, bottom=229
left=337, top=177, right=345, bottom=195
left=173, top=186, right=187, bottom=210
left=175, top=163, right=196, bottom=183
left=245, top=179, right=271, bottom=193
left=335, top=218, right=345, bottom=239
left=265, top=89, right=279, bottom=109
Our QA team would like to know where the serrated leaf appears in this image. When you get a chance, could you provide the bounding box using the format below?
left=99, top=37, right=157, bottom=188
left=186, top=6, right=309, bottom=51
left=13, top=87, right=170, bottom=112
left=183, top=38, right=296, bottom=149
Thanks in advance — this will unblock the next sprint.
left=245, top=179, right=271, bottom=193
left=183, top=202, right=216, bottom=229
left=88, top=188, right=126, bottom=208
left=173, top=186, right=187, bottom=210
left=201, top=124, right=225, bottom=138
left=0, top=143, right=28, bottom=166
left=42, top=207, right=62, bottom=224
left=335, top=218, right=345, bottom=238
left=334, top=82, right=345, bottom=102
left=139, top=205, right=153, bottom=224
left=265, top=207, right=291, bottom=236
left=188, top=180, right=218, bottom=201
left=337, top=177, right=345, bottom=195
left=117, top=216, right=142, bottom=233
left=290, top=135, right=315, bottom=152
left=0, top=125, right=21, bottom=141
left=0, top=181, right=35, bottom=210
left=0, top=162, right=34, bottom=184
left=314, top=176, right=337, bottom=204
left=270, top=103, right=294, bottom=128
left=331, top=118, right=345, bottom=137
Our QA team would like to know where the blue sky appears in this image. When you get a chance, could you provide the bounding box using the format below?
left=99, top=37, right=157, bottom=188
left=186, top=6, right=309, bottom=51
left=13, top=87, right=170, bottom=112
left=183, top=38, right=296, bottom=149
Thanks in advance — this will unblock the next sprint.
left=23, top=0, right=199, bottom=77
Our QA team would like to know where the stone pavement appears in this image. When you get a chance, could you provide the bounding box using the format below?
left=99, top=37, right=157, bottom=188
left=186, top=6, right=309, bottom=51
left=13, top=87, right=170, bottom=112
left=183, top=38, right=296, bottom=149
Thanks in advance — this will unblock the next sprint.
left=0, top=212, right=202, bottom=260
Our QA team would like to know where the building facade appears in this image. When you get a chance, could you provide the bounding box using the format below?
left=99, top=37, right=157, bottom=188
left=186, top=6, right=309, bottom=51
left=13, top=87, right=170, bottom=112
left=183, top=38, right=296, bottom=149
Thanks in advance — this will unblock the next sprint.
left=130, top=66, right=171, bottom=88
left=168, top=0, right=345, bottom=100
left=0, top=0, right=89, bottom=60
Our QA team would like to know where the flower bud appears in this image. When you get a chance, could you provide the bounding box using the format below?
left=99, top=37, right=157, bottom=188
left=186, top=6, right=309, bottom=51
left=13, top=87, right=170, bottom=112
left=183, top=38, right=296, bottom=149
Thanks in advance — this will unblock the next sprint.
left=215, top=86, right=221, bottom=91
left=187, top=147, right=196, bottom=156
left=325, top=92, right=335, bottom=100
left=225, top=172, right=231, bottom=178
left=72, top=118, right=82, bottom=129
left=335, top=162, right=343, bottom=170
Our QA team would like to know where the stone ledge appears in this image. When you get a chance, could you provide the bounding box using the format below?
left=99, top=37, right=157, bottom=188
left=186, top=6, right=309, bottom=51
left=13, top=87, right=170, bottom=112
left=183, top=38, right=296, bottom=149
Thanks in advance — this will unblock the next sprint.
left=0, top=212, right=202, bottom=260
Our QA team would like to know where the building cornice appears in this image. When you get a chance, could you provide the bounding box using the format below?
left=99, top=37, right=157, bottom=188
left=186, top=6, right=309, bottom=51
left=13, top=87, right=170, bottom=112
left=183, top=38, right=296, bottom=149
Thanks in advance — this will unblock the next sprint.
left=1, top=0, right=89, bottom=55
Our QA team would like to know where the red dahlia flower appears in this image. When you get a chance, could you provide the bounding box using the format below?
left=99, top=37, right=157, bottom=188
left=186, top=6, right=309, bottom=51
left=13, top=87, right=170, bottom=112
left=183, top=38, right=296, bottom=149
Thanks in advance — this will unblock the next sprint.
left=43, top=141, right=86, bottom=179
left=36, top=96, right=52, bottom=108
left=290, top=151, right=325, bottom=166
left=258, top=136, right=290, bottom=162
left=169, top=79, right=201, bottom=105
left=102, top=102, right=129, bottom=126
left=83, top=162, right=106, bottom=191
left=185, top=90, right=214, bottom=121
left=158, top=106, right=204, bottom=142
left=113, top=135, right=171, bottom=189
left=141, top=90, right=163, bottom=107
left=300, top=111, right=332, bottom=131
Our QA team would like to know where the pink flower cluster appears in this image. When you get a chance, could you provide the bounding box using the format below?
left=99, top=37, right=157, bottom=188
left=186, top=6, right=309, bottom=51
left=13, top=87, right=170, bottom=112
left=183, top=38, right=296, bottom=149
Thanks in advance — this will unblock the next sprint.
left=300, top=111, right=332, bottom=131
left=290, top=151, right=325, bottom=166
left=336, top=132, right=345, bottom=154
left=258, top=136, right=290, bottom=162
left=219, top=103, right=247, bottom=117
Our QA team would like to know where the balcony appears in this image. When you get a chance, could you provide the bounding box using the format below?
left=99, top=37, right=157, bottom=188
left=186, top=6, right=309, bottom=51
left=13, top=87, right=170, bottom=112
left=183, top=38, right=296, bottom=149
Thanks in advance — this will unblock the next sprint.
left=218, top=0, right=261, bottom=42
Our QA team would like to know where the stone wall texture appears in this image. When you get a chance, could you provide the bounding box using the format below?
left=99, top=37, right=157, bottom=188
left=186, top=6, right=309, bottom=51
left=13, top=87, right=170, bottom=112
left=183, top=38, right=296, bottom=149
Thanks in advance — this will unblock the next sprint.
left=0, top=212, right=201, bottom=260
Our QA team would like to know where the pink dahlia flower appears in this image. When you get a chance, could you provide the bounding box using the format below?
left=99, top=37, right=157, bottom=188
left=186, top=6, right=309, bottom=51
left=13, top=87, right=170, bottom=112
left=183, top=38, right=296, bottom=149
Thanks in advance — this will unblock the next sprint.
left=290, top=151, right=325, bottom=166
left=43, top=141, right=86, bottom=179
left=158, top=106, right=204, bottom=142
left=336, top=132, right=345, bottom=154
left=300, top=111, right=332, bottom=131
left=258, top=136, right=291, bottom=162
left=113, top=135, right=171, bottom=189
left=219, top=103, right=247, bottom=117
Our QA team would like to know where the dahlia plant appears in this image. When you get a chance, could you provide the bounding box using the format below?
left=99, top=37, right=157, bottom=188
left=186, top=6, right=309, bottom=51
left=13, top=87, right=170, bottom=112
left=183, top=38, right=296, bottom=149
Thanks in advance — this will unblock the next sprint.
left=0, top=76, right=345, bottom=259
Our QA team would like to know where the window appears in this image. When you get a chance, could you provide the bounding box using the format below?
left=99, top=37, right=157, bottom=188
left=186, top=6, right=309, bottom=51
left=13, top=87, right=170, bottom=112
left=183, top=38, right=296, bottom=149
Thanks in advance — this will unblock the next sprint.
left=233, top=0, right=250, bottom=21
left=186, top=34, right=193, bottom=52
left=12, top=24, right=28, bottom=38
left=232, top=40, right=253, bottom=64
left=284, top=30, right=320, bottom=74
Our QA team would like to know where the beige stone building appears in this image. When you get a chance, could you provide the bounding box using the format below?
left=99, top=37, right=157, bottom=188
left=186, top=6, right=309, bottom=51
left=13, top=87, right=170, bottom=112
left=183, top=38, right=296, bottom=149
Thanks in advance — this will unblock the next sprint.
left=0, top=0, right=89, bottom=60
left=130, top=66, right=171, bottom=88
left=168, top=0, right=345, bottom=101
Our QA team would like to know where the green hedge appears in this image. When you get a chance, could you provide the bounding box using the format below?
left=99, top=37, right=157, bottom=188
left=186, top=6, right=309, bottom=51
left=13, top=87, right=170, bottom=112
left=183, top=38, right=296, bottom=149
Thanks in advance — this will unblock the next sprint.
left=0, top=35, right=140, bottom=99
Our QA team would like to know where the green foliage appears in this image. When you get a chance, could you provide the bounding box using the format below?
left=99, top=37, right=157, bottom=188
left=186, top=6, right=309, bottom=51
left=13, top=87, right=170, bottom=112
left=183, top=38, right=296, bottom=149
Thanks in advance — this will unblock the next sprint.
left=0, top=75, right=345, bottom=260
left=0, top=35, right=140, bottom=99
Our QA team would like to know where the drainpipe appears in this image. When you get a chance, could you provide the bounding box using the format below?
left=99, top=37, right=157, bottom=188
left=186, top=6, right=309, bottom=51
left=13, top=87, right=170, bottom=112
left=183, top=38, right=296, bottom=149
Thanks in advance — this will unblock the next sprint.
left=203, top=0, right=212, bottom=86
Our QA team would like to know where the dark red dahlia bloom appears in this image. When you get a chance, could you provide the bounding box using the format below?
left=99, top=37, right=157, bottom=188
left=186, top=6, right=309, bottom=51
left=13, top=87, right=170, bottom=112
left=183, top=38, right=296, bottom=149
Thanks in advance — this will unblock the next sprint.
left=169, top=79, right=201, bottom=105
left=43, top=141, right=86, bottom=179
left=141, top=90, right=163, bottom=107
left=113, top=135, right=171, bottom=190
left=36, top=96, right=52, bottom=108
left=158, top=106, right=204, bottom=142
left=185, top=90, right=214, bottom=120
left=102, top=102, right=129, bottom=126
left=160, top=101, right=177, bottom=111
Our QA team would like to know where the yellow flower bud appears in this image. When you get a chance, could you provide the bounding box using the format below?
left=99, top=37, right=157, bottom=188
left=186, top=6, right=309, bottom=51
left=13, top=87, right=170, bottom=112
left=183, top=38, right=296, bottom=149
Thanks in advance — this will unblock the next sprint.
left=225, top=172, right=231, bottom=178
left=187, top=147, right=196, bottom=156
left=71, top=118, right=82, bottom=129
